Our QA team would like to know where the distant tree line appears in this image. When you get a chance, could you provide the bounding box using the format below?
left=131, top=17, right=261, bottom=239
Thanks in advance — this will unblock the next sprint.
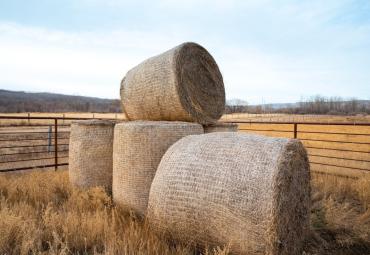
left=1, top=90, right=368, bottom=115
left=225, top=96, right=370, bottom=115
left=293, top=96, right=369, bottom=115
left=0, top=90, right=122, bottom=113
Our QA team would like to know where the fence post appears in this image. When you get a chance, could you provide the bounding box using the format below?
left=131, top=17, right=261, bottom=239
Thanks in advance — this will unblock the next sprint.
left=293, top=123, right=297, bottom=139
left=54, top=119, right=58, bottom=170
left=28, top=113, right=30, bottom=125
left=47, top=126, right=52, bottom=152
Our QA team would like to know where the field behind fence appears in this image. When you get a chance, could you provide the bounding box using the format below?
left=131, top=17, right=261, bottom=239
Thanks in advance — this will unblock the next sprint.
left=237, top=121, right=370, bottom=178
left=0, top=113, right=369, bottom=178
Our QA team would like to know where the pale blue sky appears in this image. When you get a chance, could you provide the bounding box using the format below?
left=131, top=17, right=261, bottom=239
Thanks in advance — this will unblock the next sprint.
left=0, top=0, right=369, bottom=104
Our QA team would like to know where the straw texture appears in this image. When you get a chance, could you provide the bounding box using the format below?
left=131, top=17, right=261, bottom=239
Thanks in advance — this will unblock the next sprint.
left=69, top=120, right=115, bottom=193
left=113, top=121, right=203, bottom=216
left=147, top=132, right=310, bottom=255
left=203, top=122, right=238, bottom=133
left=120, top=42, right=225, bottom=124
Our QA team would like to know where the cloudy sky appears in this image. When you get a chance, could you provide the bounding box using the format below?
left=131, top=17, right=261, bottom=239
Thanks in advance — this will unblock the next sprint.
left=0, top=0, right=369, bottom=104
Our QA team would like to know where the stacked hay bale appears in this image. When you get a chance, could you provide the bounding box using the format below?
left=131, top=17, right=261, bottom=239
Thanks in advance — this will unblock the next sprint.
left=120, top=42, right=225, bottom=124
left=113, top=121, right=203, bottom=216
left=69, top=120, right=115, bottom=192
left=112, top=42, right=225, bottom=215
left=203, top=122, right=238, bottom=133
left=68, top=41, right=310, bottom=255
left=147, top=132, right=310, bottom=255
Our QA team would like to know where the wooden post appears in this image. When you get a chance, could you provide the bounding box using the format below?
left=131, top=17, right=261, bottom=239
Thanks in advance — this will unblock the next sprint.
left=54, top=119, right=58, bottom=170
left=293, top=123, right=297, bottom=139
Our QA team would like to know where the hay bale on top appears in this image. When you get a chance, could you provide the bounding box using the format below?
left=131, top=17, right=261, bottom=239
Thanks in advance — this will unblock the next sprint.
left=147, top=132, right=310, bottom=255
left=69, top=120, right=115, bottom=192
left=113, top=121, right=203, bottom=216
left=120, top=42, right=225, bottom=124
left=203, top=122, right=238, bottom=133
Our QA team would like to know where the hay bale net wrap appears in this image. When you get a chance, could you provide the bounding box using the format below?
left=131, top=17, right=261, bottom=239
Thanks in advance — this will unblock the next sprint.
left=147, top=132, right=310, bottom=255
left=203, top=122, right=238, bottom=133
left=69, top=120, right=115, bottom=192
left=113, top=121, right=203, bottom=216
left=120, top=42, right=225, bottom=124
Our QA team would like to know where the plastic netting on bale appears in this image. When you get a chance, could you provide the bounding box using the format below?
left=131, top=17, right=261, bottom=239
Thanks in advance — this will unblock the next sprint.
left=120, top=42, right=225, bottom=124
left=147, top=132, right=310, bottom=255
left=113, top=121, right=203, bottom=216
left=69, top=120, right=115, bottom=193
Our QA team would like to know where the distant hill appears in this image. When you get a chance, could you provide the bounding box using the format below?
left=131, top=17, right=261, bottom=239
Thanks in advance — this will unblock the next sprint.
left=1, top=89, right=369, bottom=115
left=0, top=89, right=121, bottom=113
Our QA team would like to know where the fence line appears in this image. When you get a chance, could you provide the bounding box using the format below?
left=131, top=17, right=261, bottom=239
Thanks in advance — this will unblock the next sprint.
left=0, top=116, right=117, bottom=172
left=0, top=116, right=369, bottom=177
left=228, top=120, right=370, bottom=177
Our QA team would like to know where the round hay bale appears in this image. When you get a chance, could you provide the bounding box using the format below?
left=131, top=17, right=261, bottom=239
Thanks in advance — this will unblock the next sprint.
left=147, top=132, right=310, bottom=255
left=203, top=122, right=238, bottom=133
left=113, top=121, right=203, bottom=216
left=69, top=120, right=115, bottom=193
left=120, top=42, right=225, bottom=124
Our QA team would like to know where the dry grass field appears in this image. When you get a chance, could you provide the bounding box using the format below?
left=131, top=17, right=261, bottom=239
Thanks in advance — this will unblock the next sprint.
left=237, top=122, right=370, bottom=178
left=221, top=113, right=370, bottom=123
left=0, top=113, right=125, bottom=126
left=0, top=170, right=369, bottom=255
left=1, top=112, right=369, bottom=125
left=226, top=113, right=370, bottom=178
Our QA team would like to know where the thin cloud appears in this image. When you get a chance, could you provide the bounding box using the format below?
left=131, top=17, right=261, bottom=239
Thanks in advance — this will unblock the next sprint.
left=0, top=0, right=369, bottom=103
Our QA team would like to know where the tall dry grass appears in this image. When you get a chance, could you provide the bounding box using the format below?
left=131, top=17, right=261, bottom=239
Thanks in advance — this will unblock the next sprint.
left=0, top=171, right=226, bottom=255
left=0, top=170, right=369, bottom=255
left=306, top=173, right=370, bottom=254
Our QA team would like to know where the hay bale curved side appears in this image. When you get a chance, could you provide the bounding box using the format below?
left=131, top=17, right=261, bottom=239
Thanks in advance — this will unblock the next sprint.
left=120, top=42, right=225, bottom=124
left=203, top=122, right=238, bottom=133
left=113, top=121, right=203, bottom=216
left=69, top=120, right=115, bottom=192
left=147, top=132, right=310, bottom=255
